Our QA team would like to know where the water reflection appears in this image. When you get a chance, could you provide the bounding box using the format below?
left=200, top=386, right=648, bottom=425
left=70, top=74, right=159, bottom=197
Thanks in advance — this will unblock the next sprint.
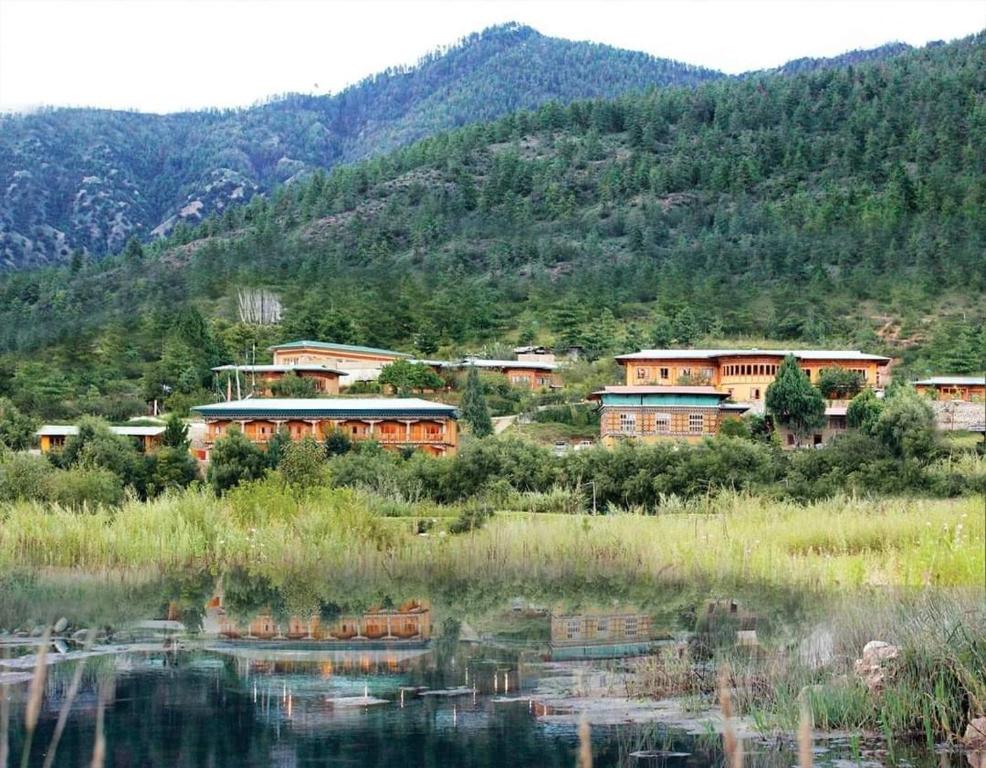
left=0, top=569, right=976, bottom=768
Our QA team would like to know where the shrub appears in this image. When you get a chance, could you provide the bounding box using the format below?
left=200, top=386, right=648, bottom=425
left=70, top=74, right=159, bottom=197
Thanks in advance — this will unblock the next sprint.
left=207, top=427, right=267, bottom=494
left=45, top=467, right=124, bottom=509
left=0, top=453, right=53, bottom=501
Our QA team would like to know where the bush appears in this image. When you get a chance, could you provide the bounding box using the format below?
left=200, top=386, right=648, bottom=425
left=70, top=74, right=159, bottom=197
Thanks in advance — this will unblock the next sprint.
left=873, top=391, right=938, bottom=461
left=45, top=467, right=124, bottom=509
left=207, top=427, right=267, bottom=494
left=0, top=453, right=53, bottom=501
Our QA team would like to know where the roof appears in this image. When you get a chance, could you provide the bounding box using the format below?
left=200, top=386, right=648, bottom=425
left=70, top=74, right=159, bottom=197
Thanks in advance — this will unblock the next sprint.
left=192, top=398, right=457, bottom=420
left=914, top=376, right=986, bottom=386
left=267, top=340, right=410, bottom=358
left=615, top=348, right=891, bottom=363
left=588, top=385, right=732, bottom=399
left=212, top=364, right=347, bottom=376
left=408, top=358, right=457, bottom=368
left=513, top=345, right=551, bottom=354
left=462, top=357, right=558, bottom=371
left=37, top=425, right=167, bottom=437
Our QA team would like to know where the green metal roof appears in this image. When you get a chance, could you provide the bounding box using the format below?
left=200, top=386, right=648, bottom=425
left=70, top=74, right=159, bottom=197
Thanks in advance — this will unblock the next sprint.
left=268, top=340, right=411, bottom=357
left=192, top=398, right=456, bottom=421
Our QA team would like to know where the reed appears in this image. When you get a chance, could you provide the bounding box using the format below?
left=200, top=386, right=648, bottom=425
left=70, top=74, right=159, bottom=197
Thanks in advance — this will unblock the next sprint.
left=0, top=489, right=981, bottom=590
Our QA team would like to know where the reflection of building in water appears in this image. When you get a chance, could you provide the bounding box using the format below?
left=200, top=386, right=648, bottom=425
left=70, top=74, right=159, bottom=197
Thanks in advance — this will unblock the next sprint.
left=204, top=596, right=430, bottom=643
left=548, top=611, right=657, bottom=659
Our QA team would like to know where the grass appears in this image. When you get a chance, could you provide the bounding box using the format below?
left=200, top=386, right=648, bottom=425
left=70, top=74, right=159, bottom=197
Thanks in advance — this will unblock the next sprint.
left=0, top=487, right=981, bottom=589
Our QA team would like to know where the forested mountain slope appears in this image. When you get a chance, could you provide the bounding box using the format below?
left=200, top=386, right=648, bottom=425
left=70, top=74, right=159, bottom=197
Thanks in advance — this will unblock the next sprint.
left=0, top=32, right=983, bottom=420
left=0, top=23, right=722, bottom=269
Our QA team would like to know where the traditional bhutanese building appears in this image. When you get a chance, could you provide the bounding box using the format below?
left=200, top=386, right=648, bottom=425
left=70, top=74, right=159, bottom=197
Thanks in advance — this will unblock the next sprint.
left=914, top=376, right=986, bottom=402
left=212, top=364, right=344, bottom=397
left=614, top=348, right=891, bottom=403
left=204, top=596, right=431, bottom=643
left=191, top=398, right=458, bottom=458
left=36, top=425, right=166, bottom=453
left=587, top=386, right=749, bottom=445
left=462, top=358, right=561, bottom=391
left=268, top=340, right=410, bottom=384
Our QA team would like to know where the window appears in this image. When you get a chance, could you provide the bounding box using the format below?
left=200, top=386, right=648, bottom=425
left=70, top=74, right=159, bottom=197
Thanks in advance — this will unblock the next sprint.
left=619, top=412, right=637, bottom=434
left=786, top=433, right=795, bottom=446
left=596, top=618, right=609, bottom=633
left=624, top=617, right=639, bottom=637
left=753, top=388, right=761, bottom=399
left=655, top=414, right=671, bottom=433
left=566, top=620, right=580, bottom=640
left=688, top=413, right=704, bottom=433
left=802, top=368, right=811, bottom=379
left=636, top=367, right=647, bottom=380
left=681, top=368, right=691, bottom=378
left=660, top=367, right=669, bottom=380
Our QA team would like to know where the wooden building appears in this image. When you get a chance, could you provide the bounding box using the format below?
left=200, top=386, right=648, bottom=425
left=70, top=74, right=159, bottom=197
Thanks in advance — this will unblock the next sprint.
left=36, top=424, right=166, bottom=454
left=462, top=358, right=560, bottom=391
left=205, top=597, right=431, bottom=643
left=588, top=386, right=749, bottom=445
left=775, top=406, right=849, bottom=448
left=192, top=397, right=458, bottom=458
left=614, top=349, right=890, bottom=402
left=914, top=376, right=985, bottom=402
left=212, top=364, right=344, bottom=397
left=268, top=340, right=410, bottom=384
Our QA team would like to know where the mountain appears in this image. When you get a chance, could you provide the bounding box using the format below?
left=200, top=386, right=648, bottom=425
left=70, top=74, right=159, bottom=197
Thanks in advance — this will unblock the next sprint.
left=0, top=32, right=982, bottom=420
left=0, top=23, right=723, bottom=269
left=759, top=41, right=914, bottom=76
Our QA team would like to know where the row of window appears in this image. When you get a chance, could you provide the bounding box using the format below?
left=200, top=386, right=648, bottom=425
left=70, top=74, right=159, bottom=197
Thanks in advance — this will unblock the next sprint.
left=723, top=363, right=779, bottom=377
left=635, top=367, right=714, bottom=380
left=564, top=616, right=641, bottom=639
left=617, top=412, right=704, bottom=434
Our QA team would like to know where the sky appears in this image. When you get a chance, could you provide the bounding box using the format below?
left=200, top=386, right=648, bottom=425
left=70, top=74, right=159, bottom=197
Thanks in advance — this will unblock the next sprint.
left=1, top=0, right=983, bottom=114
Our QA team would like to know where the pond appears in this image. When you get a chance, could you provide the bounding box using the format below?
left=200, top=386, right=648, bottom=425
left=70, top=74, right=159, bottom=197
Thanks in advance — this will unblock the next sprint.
left=0, top=570, right=974, bottom=767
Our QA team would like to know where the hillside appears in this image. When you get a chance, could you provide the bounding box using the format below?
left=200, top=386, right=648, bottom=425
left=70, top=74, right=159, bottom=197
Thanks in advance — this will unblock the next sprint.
left=0, top=23, right=722, bottom=269
left=0, top=32, right=983, bottom=421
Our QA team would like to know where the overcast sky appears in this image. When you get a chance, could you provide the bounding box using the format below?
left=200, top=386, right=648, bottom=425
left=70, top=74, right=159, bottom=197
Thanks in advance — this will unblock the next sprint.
left=1, top=0, right=983, bottom=114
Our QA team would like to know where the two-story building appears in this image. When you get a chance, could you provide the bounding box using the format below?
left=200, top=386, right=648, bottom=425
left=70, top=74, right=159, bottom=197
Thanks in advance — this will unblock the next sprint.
left=614, top=348, right=890, bottom=402
left=212, top=364, right=345, bottom=397
left=462, top=358, right=560, bottom=391
left=268, top=340, right=411, bottom=384
left=192, top=397, right=459, bottom=458
left=587, top=385, right=749, bottom=445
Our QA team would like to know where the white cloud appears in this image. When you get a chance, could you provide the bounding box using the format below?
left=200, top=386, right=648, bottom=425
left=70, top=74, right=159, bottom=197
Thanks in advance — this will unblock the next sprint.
left=1, top=0, right=983, bottom=113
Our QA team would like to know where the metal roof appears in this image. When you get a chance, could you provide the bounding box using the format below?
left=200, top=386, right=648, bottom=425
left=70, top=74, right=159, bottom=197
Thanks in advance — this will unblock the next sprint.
left=192, top=398, right=457, bottom=420
left=267, top=340, right=411, bottom=358
left=615, top=348, right=891, bottom=363
left=462, top=357, right=558, bottom=371
left=37, top=425, right=167, bottom=437
left=212, top=364, right=347, bottom=376
left=588, top=385, right=731, bottom=399
left=914, top=376, right=985, bottom=386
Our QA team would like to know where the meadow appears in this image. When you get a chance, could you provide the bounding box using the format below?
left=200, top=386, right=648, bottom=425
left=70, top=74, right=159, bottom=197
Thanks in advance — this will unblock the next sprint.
left=0, top=484, right=981, bottom=589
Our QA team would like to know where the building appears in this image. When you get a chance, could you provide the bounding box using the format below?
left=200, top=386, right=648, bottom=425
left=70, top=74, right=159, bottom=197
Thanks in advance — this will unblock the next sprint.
left=614, top=349, right=890, bottom=402
left=36, top=425, right=166, bottom=453
left=462, top=358, right=560, bottom=391
left=587, top=385, right=749, bottom=445
left=192, top=398, right=458, bottom=458
left=914, top=376, right=986, bottom=402
left=212, top=364, right=345, bottom=397
left=268, top=340, right=411, bottom=384
left=549, top=610, right=658, bottom=659
left=513, top=345, right=557, bottom=364
left=774, top=406, right=849, bottom=448
left=204, top=596, right=431, bottom=643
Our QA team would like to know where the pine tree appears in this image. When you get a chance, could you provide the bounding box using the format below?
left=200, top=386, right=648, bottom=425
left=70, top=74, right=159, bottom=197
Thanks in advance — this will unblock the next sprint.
left=461, top=367, right=493, bottom=438
left=765, top=356, right=826, bottom=446
left=161, top=413, right=189, bottom=449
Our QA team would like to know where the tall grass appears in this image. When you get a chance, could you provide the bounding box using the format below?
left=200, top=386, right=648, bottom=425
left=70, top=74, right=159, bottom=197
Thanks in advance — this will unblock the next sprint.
left=0, top=487, right=981, bottom=589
